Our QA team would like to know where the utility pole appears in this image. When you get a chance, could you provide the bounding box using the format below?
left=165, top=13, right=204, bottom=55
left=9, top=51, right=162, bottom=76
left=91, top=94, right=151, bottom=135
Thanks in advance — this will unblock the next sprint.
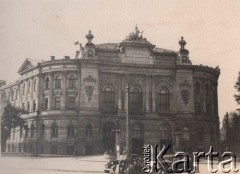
left=35, top=110, right=40, bottom=157
left=126, top=85, right=130, bottom=159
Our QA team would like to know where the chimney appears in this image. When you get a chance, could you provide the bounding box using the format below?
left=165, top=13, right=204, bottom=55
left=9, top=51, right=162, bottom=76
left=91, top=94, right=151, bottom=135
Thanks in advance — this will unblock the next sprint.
left=64, top=56, right=70, bottom=60
left=51, top=56, right=55, bottom=61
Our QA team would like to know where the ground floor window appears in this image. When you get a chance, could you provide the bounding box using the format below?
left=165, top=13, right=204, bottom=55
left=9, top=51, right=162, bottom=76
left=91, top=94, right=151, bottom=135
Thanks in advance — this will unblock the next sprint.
left=67, top=145, right=74, bottom=155
left=50, top=144, right=58, bottom=154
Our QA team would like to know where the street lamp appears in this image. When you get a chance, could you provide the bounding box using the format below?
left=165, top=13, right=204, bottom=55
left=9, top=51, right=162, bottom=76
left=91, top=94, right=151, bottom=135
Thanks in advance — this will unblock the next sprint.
left=112, top=119, right=121, bottom=160
left=126, top=85, right=130, bottom=159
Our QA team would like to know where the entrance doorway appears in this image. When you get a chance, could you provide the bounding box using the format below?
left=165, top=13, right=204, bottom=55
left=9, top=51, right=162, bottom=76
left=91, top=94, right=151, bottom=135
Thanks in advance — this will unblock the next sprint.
left=103, top=122, right=115, bottom=152
left=131, top=123, right=144, bottom=154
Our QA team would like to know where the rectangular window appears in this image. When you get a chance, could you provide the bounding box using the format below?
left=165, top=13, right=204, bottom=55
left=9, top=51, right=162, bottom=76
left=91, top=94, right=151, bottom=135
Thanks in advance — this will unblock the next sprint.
left=55, top=97, right=61, bottom=109
left=44, top=98, right=48, bottom=110
left=68, top=97, right=75, bottom=109
left=22, top=103, right=25, bottom=110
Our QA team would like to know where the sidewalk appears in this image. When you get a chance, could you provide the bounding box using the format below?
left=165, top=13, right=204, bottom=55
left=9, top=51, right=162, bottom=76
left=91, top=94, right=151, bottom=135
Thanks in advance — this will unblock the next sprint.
left=0, top=155, right=107, bottom=174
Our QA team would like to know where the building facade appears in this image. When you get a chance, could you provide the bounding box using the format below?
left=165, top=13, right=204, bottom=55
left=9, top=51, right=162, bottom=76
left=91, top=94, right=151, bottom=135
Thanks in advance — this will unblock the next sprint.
left=0, top=26, right=220, bottom=155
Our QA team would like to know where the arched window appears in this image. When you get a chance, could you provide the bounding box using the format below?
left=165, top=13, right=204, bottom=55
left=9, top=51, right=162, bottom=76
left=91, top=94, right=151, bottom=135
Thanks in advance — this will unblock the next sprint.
left=102, top=85, right=115, bottom=113
left=67, top=124, right=75, bottom=138
left=86, top=124, right=93, bottom=137
left=30, top=123, right=34, bottom=138
left=51, top=123, right=58, bottom=138
left=68, top=75, right=77, bottom=88
left=132, top=123, right=144, bottom=139
left=40, top=123, right=45, bottom=138
left=45, top=77, right=49, bottom=90
left=54, top=75, right=61, bottom=89
left=156, top=87, right=170, bottom=113
left=160, top=125, right=171, bottom=140
left=129, top=87, right=143, bottom=115
left=183, top=127, right=190, bottom=140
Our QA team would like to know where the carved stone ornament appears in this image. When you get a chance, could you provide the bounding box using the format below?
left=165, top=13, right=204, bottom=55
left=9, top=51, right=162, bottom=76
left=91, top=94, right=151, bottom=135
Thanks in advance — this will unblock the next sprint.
left=155, top=76, right=173, bottom=86
left=83, top=75, right=96, bottom=102
left=127, top=75, right=145, bottom=86
left=180, top=81, right=191, bottom=106
left=101, top=73, right=119, bottom=87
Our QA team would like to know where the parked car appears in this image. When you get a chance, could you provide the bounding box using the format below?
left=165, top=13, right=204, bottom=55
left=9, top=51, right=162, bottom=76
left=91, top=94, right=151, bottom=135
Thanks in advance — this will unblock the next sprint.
left=104, top=159, right=128, bottom=173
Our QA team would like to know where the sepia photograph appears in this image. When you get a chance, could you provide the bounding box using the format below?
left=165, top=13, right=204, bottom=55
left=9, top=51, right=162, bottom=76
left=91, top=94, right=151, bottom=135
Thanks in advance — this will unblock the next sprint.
left=0, top=0, right=240, bottom=173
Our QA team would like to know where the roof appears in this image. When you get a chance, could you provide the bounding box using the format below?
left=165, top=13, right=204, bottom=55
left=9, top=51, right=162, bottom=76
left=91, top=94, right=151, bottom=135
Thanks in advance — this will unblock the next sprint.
left=96, top=43, right=119, bottom=49
left=17, top=58, right=41, bottom=74
left=96, top=43, right=176, bottom=54
left=153, top=47, right=176, bottom=54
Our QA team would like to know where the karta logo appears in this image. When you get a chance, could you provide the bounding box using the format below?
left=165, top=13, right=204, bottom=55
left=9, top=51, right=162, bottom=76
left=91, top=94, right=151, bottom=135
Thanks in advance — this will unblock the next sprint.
left=142, top=145, right=239, bottom=173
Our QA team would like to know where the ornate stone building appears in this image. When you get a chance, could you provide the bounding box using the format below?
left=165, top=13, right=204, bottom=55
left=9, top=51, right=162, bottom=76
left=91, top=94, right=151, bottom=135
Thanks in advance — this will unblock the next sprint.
left=0, top=26, right=220, bottom=155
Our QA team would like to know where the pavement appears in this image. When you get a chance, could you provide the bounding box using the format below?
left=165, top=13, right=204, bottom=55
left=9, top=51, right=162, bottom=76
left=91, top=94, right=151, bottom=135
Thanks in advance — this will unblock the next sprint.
left=0, top=155, right=239, bottom=174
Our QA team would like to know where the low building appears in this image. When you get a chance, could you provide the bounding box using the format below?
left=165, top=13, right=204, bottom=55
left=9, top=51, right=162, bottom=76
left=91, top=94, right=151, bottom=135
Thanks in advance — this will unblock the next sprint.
left=0, top=26, right=220, bottom=155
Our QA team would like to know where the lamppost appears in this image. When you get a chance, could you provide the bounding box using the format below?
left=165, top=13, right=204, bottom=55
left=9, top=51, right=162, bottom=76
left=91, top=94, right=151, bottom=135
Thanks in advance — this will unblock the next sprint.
left=35, top=109, right=40, bottom=157
left=126, top=85, right=130, bottom=159
left=112, top=119, right=121, bottom=160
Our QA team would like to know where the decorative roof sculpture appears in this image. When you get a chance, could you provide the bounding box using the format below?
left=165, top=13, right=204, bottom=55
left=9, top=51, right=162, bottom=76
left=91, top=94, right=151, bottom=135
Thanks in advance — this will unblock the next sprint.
left=122, top=25, right=152, bottom=45
left=179, top=37, right=187, bottom=50
left=85, top=30, right=95, bottom=46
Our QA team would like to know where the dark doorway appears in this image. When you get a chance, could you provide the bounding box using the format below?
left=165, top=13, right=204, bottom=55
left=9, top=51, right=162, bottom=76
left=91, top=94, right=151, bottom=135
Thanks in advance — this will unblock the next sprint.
left=103, top=122, right=115, bottom=152
left=132, top=138, right=144, bottom=154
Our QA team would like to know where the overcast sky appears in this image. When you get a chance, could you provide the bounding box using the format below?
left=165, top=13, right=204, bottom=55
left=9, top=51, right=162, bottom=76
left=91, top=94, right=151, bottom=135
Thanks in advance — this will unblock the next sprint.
left=0, top=0, right=240, bottom=123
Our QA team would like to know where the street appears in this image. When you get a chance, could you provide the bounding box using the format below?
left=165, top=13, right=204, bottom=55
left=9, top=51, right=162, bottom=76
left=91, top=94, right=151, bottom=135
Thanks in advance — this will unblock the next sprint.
left=0, top=155, right=239, bottom=174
